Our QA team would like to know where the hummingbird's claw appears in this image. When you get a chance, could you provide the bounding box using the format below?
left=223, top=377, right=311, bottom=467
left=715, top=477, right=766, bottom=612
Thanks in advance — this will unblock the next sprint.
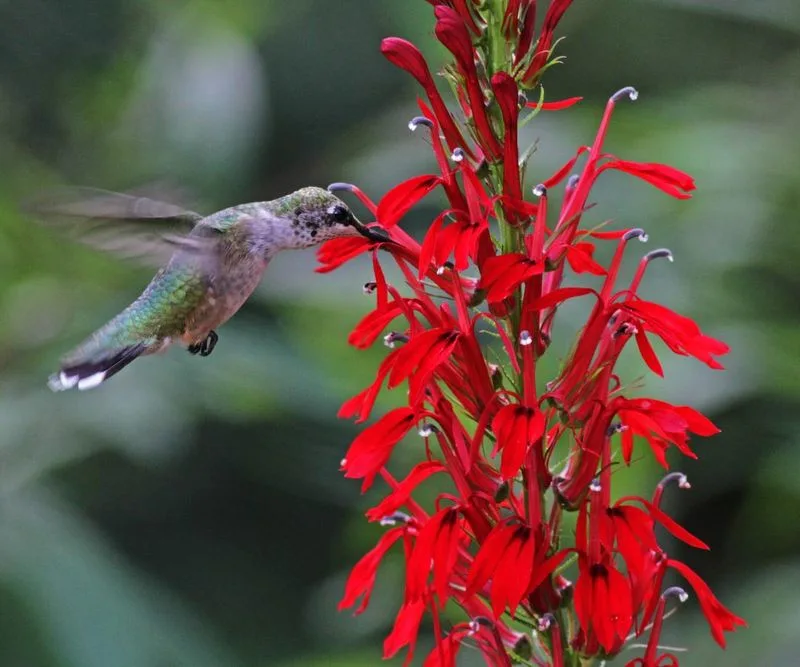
left=188, top=330, right=218, bottom=357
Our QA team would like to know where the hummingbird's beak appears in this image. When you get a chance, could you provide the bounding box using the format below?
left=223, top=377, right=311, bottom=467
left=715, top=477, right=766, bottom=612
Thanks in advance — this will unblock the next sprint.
left=352, top=219, right=392, bottom=244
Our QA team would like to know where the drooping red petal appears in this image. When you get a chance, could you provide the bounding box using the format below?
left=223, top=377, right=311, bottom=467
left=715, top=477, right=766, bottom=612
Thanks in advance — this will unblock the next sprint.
left=669, top=559, right=746, bottom=648
left=383, top=597, right=426, bottom=662
left=635, top=329, right=664, bottom=377
left=598, top=159, right=696, bottom=199
left=529, top=96, right=584, bottom=111
left=348, top=302, right=404, bottom=349
left=339, top=527, right=404, bottom=613
left=316, top=236, right=372, bottom=272
left=342, top=407, right=416, bottom=491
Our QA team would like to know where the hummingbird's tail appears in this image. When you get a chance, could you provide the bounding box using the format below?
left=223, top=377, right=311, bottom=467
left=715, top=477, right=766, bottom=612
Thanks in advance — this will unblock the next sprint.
left=48, top=341, right=151, bottom=391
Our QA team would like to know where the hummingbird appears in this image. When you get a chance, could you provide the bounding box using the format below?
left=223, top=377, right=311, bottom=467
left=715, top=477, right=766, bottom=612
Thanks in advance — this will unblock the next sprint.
left=32, top=186, right=388, bottom=391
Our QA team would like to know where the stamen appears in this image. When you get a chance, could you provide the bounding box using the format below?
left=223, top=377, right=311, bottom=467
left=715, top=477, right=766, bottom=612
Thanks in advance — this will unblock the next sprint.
left=362, top=281, right=377, bottom=294
left=451, top=147, right=466, bottom=162
left=380, top=511, right=411, bottom=526
left=663, top=586, right=689, bottom=603
left=327, top=182, right=356, bottom=193
left=659, top=471, right=690, bottom=490
left=610, top=86, right=639, bottom=103
left=653, top=472, right=691, bottom=509
left=532, top=183, right=547, bottom=197
left=469, top=616, right=493, bottom=634
left=589, top=478, right=601, bottom=493
left=566, top=174, right=580, bottom=190
left=383, top=332, right=409, bottom=348
left=519, top=330, right=533, bottom=346
left=538, top=613, right=556, bottom=631
left=418, top=423, right=439, bottom=438
left=623, top=228, right=648, bottom=242
left=408, top=116, right=433, bottom=131
left=606, top=422, right=627, bottom=436
left=645, top=248, right=674, bottom=263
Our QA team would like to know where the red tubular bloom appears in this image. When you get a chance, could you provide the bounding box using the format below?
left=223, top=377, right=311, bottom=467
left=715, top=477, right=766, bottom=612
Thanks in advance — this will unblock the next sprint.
left=381, top=37, right=471, bottom=155
left=434, top=7, right=502, bottom=157
left=491, top=403, right=545, bottom=480
left=332, top=4, right=741, bottom=664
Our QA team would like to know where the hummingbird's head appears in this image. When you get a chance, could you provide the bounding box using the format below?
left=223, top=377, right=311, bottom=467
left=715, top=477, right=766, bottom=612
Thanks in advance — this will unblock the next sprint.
left=277, top=187, right=388, bottom=249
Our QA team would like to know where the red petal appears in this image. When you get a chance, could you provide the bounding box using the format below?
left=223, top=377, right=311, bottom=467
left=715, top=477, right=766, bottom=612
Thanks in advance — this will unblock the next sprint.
left=480, top=253, right=543, bottom=302
left=533, top=96, right=584, bottom=110
left=635, top=329, right=664, bottom=377
left=669, top=559, right=746, bottom=648
left=529, top=286, right=594, bottom=310
left=383, top=598, right=426, bottom=660
left=339, top=527, right=404, bottom=613
left=376, top=174, right=442, bottom=228
left=366, top=461, right=446, bottom=522
left=316, top=236, right=371, bottom=272
left=342, top=407, right=416, bottom=491
left=599, top=159, right=696, bottom=199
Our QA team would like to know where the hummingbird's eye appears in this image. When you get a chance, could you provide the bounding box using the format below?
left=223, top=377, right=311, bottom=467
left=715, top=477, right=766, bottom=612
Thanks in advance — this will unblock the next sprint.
left=329, top=205, right=351, bottom=224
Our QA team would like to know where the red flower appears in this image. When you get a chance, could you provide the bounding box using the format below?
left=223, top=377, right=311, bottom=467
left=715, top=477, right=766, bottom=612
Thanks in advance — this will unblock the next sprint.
left=574, top=556, right=633, bottom=654
left=381, top=37, right=469, bottom=154
left=479, top=253, right=544, bottom=302
left=612, top=397, right=720, bottom=466
left=466, top=521, right=567, bottom=617
left=334, top=4, right=741, bottom=663
left=405, top=507, right=464, bottom=604
left=491, top=403, right=545, bottom=479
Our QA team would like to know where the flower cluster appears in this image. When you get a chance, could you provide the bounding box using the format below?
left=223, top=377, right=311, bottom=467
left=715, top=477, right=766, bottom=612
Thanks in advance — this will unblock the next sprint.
left=320, top=1, right=745, bottom=665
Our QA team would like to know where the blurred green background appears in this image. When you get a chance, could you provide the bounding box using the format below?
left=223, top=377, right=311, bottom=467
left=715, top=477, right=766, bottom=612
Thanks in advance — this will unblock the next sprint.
left=0, top=0, right=796, bottom=665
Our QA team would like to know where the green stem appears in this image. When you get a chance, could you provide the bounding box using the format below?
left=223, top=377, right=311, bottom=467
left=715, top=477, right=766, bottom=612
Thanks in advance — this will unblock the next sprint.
left=485, top=0, right=507, bottom=78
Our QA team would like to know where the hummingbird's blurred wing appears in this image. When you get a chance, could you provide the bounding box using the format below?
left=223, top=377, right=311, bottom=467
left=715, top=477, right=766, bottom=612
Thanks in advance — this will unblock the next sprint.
left=25, top=186, right=215, bottom=266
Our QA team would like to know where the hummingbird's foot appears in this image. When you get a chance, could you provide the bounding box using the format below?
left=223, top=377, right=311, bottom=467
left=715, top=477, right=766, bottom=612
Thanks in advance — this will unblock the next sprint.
left=188, top=330, right=218, bottom=357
